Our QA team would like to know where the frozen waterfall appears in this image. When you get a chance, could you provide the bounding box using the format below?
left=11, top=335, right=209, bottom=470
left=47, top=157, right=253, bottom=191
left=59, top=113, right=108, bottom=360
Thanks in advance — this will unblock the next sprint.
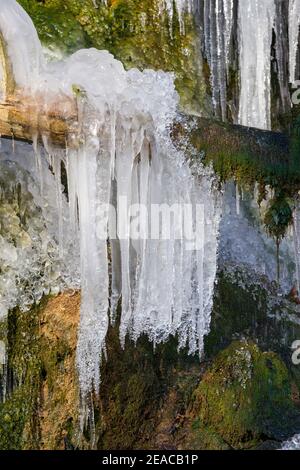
left=0, top=1, right=221, bottom=399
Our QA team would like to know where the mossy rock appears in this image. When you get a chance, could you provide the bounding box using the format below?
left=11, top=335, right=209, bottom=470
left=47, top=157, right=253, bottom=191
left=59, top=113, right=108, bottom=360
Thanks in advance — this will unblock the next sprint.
left=178, top=419, right=232, bottom=450
left=191, top=341, right=298, bottom=449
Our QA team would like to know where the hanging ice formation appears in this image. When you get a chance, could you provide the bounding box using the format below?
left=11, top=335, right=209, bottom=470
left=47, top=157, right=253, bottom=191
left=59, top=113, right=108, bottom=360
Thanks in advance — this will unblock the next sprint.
left=200, top=0, right=278, bottom=127
left=164, top=0, right=193, bottom=33
left=293, top=201, right=300, bottom=295
left=203, top=0, right=234, bottom=121
left=289, top=0, right=300, bottom=84
left=238, top=0, right=276, bottom=130
left=199, top=0, right=300, bottom=129
left=0, top=1, right=220, bottom=398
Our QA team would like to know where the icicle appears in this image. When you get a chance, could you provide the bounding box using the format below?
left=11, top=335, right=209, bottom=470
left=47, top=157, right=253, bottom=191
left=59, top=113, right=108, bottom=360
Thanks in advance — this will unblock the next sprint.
left=238, top=0, right=275, bottom=130
left=164, top=0, right=193, bottom=34
left=203, top=0, right=234, bottom=120
left=289, top=0, right=300, bottom=84
left=236, top=182, right=240, bottom=216
left=0, top=341, right=7, bottom=403
left=274, top=0, right=290, bottom=112
left=293, top=201, right=300, bottom=295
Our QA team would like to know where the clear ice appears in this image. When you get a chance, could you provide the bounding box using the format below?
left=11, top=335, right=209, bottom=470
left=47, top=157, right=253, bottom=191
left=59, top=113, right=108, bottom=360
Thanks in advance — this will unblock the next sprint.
left=203, top=0, right=234, bottom=120
left=238, top=0, right=276, bottom=130
left=289, top=0, right=300, bottom=84
left=0, top=1, right=221, bottom=399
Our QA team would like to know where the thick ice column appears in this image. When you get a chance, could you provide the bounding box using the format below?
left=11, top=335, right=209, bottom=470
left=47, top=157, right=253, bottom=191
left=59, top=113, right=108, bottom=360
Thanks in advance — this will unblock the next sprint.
left=293, top=201, right=300, bottom=295
left=238, top=0, right=275, bottom=130
left=71, top=138, right=111, bottom=397
left=289, top=0, right=300, bottom=84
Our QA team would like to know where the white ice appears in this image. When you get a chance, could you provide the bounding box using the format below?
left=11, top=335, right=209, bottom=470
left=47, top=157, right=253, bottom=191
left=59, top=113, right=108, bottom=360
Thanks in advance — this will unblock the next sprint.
left=0, top=1, right=221, bottom=401
left=238, top=0, right=275, bottom=130
left=289, top=0, right=300, bottom=84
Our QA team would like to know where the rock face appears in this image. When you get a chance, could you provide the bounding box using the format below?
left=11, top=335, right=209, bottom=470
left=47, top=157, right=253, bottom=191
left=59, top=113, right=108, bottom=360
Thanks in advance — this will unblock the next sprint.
left=1, top=278, right=300, bottom=450
left=0, top=294, right=80, bottom=450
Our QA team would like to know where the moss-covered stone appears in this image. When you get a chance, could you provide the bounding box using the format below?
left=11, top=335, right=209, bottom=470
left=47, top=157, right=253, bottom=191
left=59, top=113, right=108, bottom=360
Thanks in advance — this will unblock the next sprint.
left=191, top=341, right=298, bottom=449
left=206, top=268, right=300, bottom=392
left=0, top=301, right=44, bottom=449
left=0, top=294, right=80, bottom=450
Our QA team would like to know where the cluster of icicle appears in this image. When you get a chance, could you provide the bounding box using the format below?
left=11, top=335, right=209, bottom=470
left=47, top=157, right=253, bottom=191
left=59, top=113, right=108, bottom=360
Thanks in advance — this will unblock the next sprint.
left=201, top=0, right=300, bottom=129
left=163, top=0, right=193, bottom=33
left=0, top=140, right=80, bottom=320
left=162, top=0, right=300, bottom=130
left=202, top=0, right=234, bottom=121
left=0, top=1, right=220, bottom=398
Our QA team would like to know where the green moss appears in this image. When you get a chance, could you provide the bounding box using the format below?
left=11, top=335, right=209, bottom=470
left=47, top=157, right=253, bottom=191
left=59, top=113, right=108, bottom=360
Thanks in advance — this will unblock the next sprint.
left=0, top=295, right=72, bottom=449
left=185, top=114, right=300, bottom=240
left=192, top=341, right=297, bottom=449
left=18, top=1, right=88, bottom=54
left=181, top=418, right=231, bottom=450
left=0, top=301, right=44, bottom=449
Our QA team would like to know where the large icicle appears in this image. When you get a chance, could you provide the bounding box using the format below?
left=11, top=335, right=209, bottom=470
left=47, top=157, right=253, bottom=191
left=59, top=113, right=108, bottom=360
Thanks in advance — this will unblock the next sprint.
left=293, top=200, right=300, bottom=296
left=289, top=0, right=300, bottom=84
left=238, top=0, right=275, bottom=129
left=46, top=53, right=220, bottom=396
left=203, top=0, right=234, bottom=120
